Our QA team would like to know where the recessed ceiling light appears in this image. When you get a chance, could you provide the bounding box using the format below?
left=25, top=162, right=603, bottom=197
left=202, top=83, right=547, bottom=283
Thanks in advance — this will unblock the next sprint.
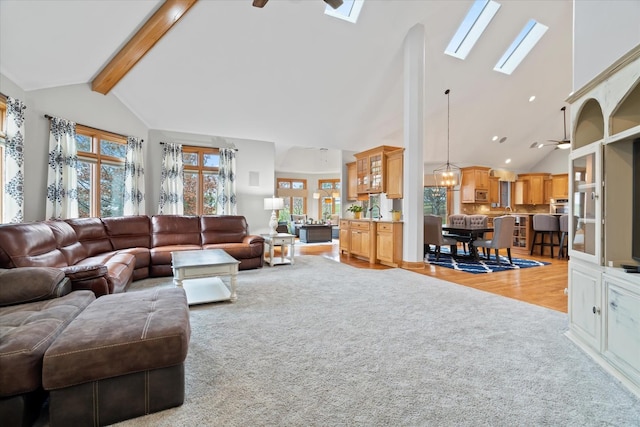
left=492, top=135, right=499, bottom=141
left=505, top=158, right=511, bottom=164
left=529, top=95, right=536, bottom=102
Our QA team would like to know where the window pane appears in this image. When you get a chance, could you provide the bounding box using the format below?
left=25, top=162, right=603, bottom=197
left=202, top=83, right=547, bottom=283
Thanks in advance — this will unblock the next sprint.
left=183, top=152, right=198, bottom=166
left=100, top=163, right=125, bottom=217
left=183, top=171, right=198, bottom=215
left=279, top=181, right=291, bottom=189
left=100, top=139, right=126, bottom=158
left=292, top=197, right=305, bottom=215
left=203, top=153, right=219, bottom=167
left=76, top=134, right=92, bottom=152
left=77, top=161, right=92, bottom=217
left=321, top=182, right=333, bottom=190
left=279, top=199, right=291, bottom=222
left=292, top=181, right=304, bottom=189
left=424, top=187, right=448, bottom=218
left=203, top=173, right=217, bottom=214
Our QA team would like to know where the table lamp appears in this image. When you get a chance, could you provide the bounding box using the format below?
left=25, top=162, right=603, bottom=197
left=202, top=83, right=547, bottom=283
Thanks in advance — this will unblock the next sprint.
left=264, top=196, right=284, bottom=236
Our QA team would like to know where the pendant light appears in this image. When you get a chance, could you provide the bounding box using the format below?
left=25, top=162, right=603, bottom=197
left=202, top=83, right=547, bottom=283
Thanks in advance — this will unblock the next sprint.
left=433, top=89, right=460, bottom=188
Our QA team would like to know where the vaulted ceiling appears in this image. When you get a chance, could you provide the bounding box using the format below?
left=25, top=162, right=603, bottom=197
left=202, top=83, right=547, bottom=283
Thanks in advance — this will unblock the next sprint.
left=0, top=0, right=573, bottom=174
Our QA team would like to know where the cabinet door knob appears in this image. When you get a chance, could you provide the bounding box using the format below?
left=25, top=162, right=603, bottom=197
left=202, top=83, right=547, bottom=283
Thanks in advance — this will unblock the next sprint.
left=592, top=306, right=601, bottom=315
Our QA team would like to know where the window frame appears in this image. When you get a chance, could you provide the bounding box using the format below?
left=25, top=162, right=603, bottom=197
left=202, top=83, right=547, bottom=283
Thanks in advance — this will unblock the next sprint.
left=76, top=125, right=127, bottom=218
left=317, top=178, right=341, bottom=220
left=0, top=97, right=8, bottom=221
left=181, top=145, right=220, bottom=215
left=276, top=178, right=308, bottom=221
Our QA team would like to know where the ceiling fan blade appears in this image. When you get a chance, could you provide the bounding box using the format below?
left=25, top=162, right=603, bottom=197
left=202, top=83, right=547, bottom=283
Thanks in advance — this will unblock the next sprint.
left=324, top=0, right=344, bottom=9
left=253, top=0, right=269, bottom=7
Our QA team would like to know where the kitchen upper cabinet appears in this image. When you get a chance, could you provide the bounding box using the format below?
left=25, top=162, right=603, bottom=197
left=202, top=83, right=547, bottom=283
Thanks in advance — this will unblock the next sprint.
left=544, top=178, right=552, bottom=204
left=516, top=173, right=550, bottom=205
left=460, top=166, right=490, bottom=203
left=489, top=176, right=500, bottom=205
left=385, top=149, right=404, bottom=199
left=353, top=145, right=403, bottom=196
left=552, top=173, right=569, bottom=199
left=346, top=162, right=357, bottom=201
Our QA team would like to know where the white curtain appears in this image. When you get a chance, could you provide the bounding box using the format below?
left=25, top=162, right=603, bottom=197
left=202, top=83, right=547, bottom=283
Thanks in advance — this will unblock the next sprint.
left=157, top=142, right=184, bottom=215
left=46, top=117, right=78, bottom=219
left=123, top=136, right=145, bottom=215
left=217, top=148, right=237, bottom=215
left=3, top=97, right=26, bottom=223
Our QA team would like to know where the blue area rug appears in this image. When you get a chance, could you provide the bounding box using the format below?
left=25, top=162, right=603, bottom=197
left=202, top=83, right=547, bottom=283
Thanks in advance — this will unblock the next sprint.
left=425, top=248, right=550, bottom=274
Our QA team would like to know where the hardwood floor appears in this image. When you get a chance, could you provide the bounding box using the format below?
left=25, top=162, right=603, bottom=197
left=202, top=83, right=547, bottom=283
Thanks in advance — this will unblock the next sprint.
left=284, top=240, right=568, bottom=313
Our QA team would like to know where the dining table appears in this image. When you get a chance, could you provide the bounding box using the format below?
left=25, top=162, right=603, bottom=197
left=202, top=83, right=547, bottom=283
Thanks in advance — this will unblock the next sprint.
left=442, top=226, right=494, bottom=260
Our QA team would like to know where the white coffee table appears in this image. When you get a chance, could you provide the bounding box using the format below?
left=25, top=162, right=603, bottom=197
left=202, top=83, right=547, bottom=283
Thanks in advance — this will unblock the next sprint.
left=263, top=233, right=295, bottom=267
left=171, top=249, right=240, bottom=305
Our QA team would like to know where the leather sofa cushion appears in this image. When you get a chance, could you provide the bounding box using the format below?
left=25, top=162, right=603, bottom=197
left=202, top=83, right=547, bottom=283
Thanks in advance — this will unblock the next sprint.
left=65, top=218, right=113, bottom=257
left=0, top=267, right=69, bottom=307
left=0, top=290, right=95, bottom=397
left=151, top=215, right=201, bottom=247
left=43, top=288, right=190, bottom=390
left=102, top=216, right=151, bottom=250
left=0, top=222, right=67, bottom=268
left=75, top=252, right=136, bottom=294
left=200, top=215, right=248, bottom=244
left=47, top=220, right=88, bottom=266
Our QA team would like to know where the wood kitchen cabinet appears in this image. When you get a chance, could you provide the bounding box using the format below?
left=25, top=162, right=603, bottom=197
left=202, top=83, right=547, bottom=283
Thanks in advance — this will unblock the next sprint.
left=515, top=173, right=550, bottom=205
left=544, top=177, right=552, bottom=204
left=346, top=162, right=357, bottom=201
left=460, top=166, right=490, bottom=203
left=551, top=173, right=569, bottom=199
left=489, top=176, right=500, bottom=205
left=376, top=221, right=403, bottom=267
left=385, top=149, right=404, bottom=199
left=348, top=220, right=374, bottom=262
left=339, top=219, right=351, bottom=254
left=353, top=145, right=403, bottom=196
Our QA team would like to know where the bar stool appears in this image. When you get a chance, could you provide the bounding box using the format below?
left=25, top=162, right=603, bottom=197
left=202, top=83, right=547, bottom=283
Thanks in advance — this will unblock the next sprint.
left=558, top=214, right=569, bottom=259
left=530, top=214, right=560, bottom=258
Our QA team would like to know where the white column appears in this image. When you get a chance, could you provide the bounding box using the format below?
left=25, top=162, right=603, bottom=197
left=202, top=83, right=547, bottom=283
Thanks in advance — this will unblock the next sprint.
left=402, top=24, right=425, bottom=265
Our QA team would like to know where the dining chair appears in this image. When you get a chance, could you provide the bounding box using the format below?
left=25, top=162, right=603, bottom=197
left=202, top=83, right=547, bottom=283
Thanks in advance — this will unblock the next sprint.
left=424, top=215, right=458, bottom=261
left=447, top=214, right=468, bottom=253
left=474, top=215, right=516, bottom=265
left=467, top=214, right=489, bottom=257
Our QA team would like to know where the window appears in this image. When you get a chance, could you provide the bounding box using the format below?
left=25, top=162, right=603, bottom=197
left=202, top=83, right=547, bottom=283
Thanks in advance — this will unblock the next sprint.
left=445, top=0, right=501, bottom=60
left=424, top=187, right=452, bottom=222
left=277, top=178, right=307, bottom=221
left=76, top=125, right=127, bottom=218
left=182, top=145, right=219, bottom=215
left=317, top=179, right=341, bottom=221
left=494, top=19, right=548, bottom=75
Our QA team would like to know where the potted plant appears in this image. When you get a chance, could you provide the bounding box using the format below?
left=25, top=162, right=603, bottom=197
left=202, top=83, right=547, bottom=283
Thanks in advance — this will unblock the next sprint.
left=390, top=209, right=401, bottom=221
left=347, top=204, right=364, bottom=219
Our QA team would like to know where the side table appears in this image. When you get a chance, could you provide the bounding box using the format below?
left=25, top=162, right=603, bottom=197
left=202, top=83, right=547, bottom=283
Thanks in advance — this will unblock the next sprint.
left=263, top=233, right=295, bottom=267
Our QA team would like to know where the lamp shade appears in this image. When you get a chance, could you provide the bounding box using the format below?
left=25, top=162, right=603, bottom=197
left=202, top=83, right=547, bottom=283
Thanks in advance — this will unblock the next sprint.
left=264, top=197, right=284, bottom=210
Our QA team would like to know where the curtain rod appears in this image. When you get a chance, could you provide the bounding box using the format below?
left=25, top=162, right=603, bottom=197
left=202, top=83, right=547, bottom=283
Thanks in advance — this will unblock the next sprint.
left=159, top=141, right=238, bottom=151
left=44, top=114, right=143, bottom=142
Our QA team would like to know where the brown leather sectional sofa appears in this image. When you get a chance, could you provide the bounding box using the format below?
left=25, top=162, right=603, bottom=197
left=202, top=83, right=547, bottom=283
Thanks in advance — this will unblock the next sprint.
left=0, top=214, right=265, bottom=297
left=0, top=214, right=264, bottom=426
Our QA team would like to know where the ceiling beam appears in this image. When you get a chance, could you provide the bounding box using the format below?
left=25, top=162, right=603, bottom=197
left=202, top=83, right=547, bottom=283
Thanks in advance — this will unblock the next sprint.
left=91, top=0, right=198, bottom=95
left=253, top=0, right=269, bottom=8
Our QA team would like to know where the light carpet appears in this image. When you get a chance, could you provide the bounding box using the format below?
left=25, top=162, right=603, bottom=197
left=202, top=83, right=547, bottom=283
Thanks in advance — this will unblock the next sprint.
left=115, top=256, right=639, bottom=426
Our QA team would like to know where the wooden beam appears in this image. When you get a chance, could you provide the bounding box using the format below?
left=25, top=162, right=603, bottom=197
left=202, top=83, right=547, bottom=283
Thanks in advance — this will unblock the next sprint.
left=92, top=0, right=198, bottom=95
left=253, top=0, right=269, bottom=7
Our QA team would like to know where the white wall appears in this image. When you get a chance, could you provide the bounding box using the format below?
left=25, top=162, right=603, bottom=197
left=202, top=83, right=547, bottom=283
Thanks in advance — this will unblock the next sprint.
left=0, top=78, right=149, bottom=221
left=574, top=1, right=640, bottom=91
left=0, top=74, right=276, bottom=231
left=530, top=148, right=570, bottom=174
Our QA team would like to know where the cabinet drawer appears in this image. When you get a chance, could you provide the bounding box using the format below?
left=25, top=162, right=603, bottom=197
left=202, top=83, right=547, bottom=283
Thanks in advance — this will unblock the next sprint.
left=340, top=220, right=351, bottom=228
left=377, top=222, right=393, bottom=232
left=350, top=221, right=371, bottom=231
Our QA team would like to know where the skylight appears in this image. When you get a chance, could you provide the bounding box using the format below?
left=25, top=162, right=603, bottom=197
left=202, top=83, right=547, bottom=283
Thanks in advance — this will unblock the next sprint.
left=324, top=0, right=364, bottom=24
left=445, top=0, right=501, bottom=60
left=494, top=19, right=548, bottom=75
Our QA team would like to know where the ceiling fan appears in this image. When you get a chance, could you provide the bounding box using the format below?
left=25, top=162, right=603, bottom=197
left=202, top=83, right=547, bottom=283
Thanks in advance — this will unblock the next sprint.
left=530, top=106, right=571, bottom=150
left=253, top=0, right=343, bottom=9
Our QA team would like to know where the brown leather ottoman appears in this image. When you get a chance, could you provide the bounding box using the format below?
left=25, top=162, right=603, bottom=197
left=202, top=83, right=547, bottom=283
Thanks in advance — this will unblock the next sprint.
left=43, top=287, right=191, bottom=426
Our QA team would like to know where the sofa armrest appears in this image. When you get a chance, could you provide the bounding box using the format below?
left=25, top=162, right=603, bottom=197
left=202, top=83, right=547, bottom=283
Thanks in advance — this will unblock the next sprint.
left=61, top=264, right=108, bottom=281
left=0, top=267, right=71, bottom=306
left=243, top=235, right=265, bottom=245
